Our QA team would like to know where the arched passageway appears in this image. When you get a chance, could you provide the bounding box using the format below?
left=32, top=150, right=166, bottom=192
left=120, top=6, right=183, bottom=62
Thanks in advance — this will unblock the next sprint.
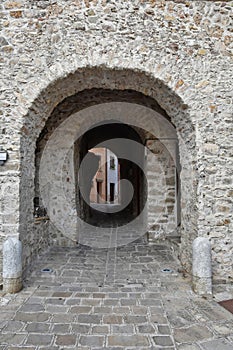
left=34, top=96, right=183, bottom=250
left=0, top=0, right=231, bottom=293
left=76, top=121, right=146, bottom=228
left=19, top=70, right=196, bottom=276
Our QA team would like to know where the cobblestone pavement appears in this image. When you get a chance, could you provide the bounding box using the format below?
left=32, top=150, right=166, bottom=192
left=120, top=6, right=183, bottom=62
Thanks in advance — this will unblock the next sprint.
left=0, top=237, right=233, bottom=349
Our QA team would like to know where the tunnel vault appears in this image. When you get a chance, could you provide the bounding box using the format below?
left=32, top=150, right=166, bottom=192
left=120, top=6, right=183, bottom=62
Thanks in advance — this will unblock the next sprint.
left=34, top=89, right=183, bottom=251
left=19, top=67, right=197, bottom=277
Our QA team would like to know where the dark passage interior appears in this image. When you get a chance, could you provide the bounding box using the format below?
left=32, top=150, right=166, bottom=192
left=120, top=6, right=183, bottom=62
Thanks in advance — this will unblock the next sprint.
left=75, top=121, right=147, bottom=228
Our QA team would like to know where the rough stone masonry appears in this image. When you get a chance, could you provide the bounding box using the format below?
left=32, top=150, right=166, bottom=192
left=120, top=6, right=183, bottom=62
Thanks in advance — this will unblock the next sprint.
left=0, top=0, right=232, bottom=286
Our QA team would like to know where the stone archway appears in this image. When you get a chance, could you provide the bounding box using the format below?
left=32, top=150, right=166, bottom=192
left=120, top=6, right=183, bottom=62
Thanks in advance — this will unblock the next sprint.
left=19, top=66, right=196, bottom=276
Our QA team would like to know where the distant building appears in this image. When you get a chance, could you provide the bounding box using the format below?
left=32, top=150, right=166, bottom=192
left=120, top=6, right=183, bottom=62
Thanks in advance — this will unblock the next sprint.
left=89, top=148, right=120, bottom=204
left=106, top=150, right=120, bottom=204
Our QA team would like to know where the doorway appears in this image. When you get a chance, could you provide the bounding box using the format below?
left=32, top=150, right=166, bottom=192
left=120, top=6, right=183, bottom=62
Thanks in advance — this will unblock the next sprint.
left=110, top=183, right=115, bottom=203
left=75, top=121, right=145, bottom=228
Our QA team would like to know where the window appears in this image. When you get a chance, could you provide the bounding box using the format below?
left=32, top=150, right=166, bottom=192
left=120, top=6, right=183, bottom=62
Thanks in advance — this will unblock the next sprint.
left=110, top=156, right=115, bottom=170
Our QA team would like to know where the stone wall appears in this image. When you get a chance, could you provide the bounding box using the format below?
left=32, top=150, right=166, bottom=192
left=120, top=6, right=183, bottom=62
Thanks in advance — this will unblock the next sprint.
left=147, top=139, right=177, bottom=239
left=0, top=0, right=232, bottom=284
left=0, top=235, right=4, bottom=284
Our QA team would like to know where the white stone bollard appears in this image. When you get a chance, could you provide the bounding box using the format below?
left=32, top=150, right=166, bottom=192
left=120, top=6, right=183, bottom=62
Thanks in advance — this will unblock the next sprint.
left=192, top=237, right=212, bottom=296
left=3, top=237, right=23, bottom=293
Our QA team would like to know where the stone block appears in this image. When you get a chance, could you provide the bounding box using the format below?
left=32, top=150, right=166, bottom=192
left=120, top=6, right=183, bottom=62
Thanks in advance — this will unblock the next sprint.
left=52, top=292, right=72, bottom=298
left=108, top=335, right=149, bottom=347
left=52, top=323, right=70, bottom=333
left=92, top=325, right=109, bottom=334
left=25, top=322, right=50, bottom=333
left=138, top=324, right=155, bottom=333
left=124, top=315, right=148, bottom=324
left=26, top=334, right=53, bottom=346
left=200, top=339, right=233, bottom=350
left=77, top=314, right=102, bottom=324
left=103, top=315, right=123, bottom=324
left=174, top=325, right=212, bottom=343
left=55, top=334, right=77, bottom=346
left=192, top=237, right=212, bottom=295
left=71, top=323, right=90, bottom=333
left=14, top=312, right=51, bottom=322
left=19, top=303, right=44, bottom=312
left=1, top=321, right=24, bottom=332
left=79, top=335, right=104, bottom=347
left=0, top=333, right=26, bottom=345
left=93, top=306, right=112, bottom=314
left=153, top=335, right=174, bottom=346
left=111, top=325, right=135, bottom=334
left=178, top=345, right=201, bottom=350
left=158, top=325, right=171, bottom=334
left=70, top=305, right=92, bottom=313
left=3, top=237, right=22, bottom=294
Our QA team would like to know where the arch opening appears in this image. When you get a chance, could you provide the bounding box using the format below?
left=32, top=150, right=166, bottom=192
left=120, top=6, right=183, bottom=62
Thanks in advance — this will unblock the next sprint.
left=19, top=69, right=196, bottom=274
left=34, top=100, right=184, bottom=250
left=75, top=121, right=146, bottom=229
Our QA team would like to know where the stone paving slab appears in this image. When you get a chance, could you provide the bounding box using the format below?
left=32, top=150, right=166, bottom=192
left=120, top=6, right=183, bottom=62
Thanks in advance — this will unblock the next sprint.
left=0, top=239, right=233, bottom=349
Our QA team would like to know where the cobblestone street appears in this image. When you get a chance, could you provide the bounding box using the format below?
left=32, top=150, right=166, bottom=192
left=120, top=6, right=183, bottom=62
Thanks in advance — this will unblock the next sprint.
left=0, top=237, right=233, bottom=349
